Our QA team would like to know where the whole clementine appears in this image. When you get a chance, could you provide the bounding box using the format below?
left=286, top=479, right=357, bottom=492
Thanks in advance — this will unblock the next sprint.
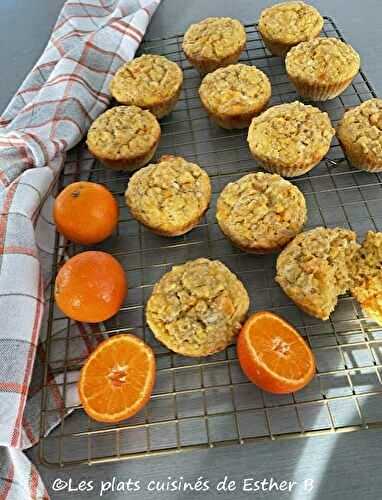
left=237, top=311, right=315, bottom=394
left=53, top=181, right=118, bottom=245
left=55, top=251, right=127, bottom=322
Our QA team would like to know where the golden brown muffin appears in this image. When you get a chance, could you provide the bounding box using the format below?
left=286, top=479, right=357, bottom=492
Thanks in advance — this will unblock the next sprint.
left=285, top=37, right=360, bottom=100
left=125, top=155, right=211, bottom=237
left=337, top=99, right=382, bottom=173
left=87, top=106, right=160, bottom=171
left=199, top=64, right=271, bottom=129
left=259, top=1, right=323, bottom=57
left=276, top=227, right=360, bottom=320
left=109, top=55, right=183, bottom=119
left=182, top=17, right=246, bottom=74
left=247, top=101, right=334, bottom=177
left=146, top=258, right=250, bottom=356
left=351, top=231, right=382, bottom=326
left=216, top=172, right=306, bottom=253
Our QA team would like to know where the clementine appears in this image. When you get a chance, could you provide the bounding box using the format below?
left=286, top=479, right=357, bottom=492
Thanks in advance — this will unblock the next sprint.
left=53, top=181, right=118, bottom=245
left=237, top=311, right=315, bottom=394
left=55, top=251, right=127, bottom=323
left=79, top=334, right=155, bottom=423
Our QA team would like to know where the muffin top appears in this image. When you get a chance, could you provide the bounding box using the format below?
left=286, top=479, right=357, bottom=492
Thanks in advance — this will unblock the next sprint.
left=146, top=258, right=249, bottom=356
left=125, top=155, right=211, bottom=235
left=199, top=64, right=271, bottom=117
left=216, top=172, right=306, bottom=251
left=247, top=101, right=334, bottom=170
left=276, top=227, right=360, bottom=320
left=286, top=37, right=360, bottom=85
left=351, top=231, right=382, bottom=325
left=259, top=1, right=323, bottom=44
left=87, top=106, right=160, bottom=161
left=110, top=55, right=183, bottom=108
left=337, top=98, right=382, bottom=161
left=182, top=17, right=246, bottom=62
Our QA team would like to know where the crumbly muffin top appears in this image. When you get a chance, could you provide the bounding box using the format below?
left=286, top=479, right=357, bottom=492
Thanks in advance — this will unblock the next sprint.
left=199, top=64, right=271, bottom=116
left=286, top=37, right=360, bottom=84
left=87, top=106, right=160, bottom=161
left=247, top=101, right=334, bottom=170
left=182, top=17, right=246, bottom=62
left=337, top=99, right=382, bottom=161
left=259, top=1, right=323, bottom=44
left=110, top=55, right=183, bottom=107
left=351, top=231, right=382, bottom=325
left=125, top=155, right=211, bottom=234
left=216, top=172, right=306, bottom=251
left=276, top=227, right=360, bottom=320
left=146, top=258, right=249, bottom=356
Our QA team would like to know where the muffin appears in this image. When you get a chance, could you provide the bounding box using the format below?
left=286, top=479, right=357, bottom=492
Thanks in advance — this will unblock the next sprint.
left=337, top=99, right=382, bottom=173
left=125, top=155, right=211, bottom=236
left=110, top=54, right=183, bottom=119
left=259, top=1, right=323, bottom=57
left=182, top=17, right=246, bottom=74
left=146, top=258, right=250, bottom=356
left=351, top=231, right=382, bottom=326
left=199, top=64, right=271, bottom=129
left=87, top=106, right=160, bottom=171
left=276, top=227, right=360, bottom=320
left=285, top=37, right=360, bottom=100
left=247, top=101, right=335, bottom=177
left=216, top=172, right=306, bottom=253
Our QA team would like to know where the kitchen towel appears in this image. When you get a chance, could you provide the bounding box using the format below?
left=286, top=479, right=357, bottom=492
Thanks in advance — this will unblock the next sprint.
left=0, top=0, right=160, bottom=498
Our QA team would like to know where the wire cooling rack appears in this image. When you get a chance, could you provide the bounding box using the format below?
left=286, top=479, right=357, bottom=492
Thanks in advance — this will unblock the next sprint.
left=39, top=17, right=382, bottom=467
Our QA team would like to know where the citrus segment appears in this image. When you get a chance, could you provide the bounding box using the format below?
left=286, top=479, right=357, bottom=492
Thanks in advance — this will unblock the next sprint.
left=237, top=311, right=315, bottom=393
left=79, top=334, right=156, bottom=423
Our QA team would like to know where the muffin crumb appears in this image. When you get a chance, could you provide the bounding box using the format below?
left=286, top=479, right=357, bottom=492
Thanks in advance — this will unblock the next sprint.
left=276, top=227, right=360, bottom=320
left=351, top=231, right=382, bottom=325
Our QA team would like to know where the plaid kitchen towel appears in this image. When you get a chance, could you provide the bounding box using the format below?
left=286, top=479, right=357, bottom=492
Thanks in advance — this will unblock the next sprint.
left=0, top=0, right=161, bottom=498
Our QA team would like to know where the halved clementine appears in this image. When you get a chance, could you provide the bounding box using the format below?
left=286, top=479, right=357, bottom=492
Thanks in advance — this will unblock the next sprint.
left=53, top=181, right=119, bottom=245
left=55, top=251, right=127, bottom=323
left=237, top=311, right=315, bottom=394
left=79, top=334, right=156, bottom=423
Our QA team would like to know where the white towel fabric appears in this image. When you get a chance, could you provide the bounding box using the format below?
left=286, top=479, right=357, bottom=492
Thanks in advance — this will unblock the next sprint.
left=0, top=1, right=160, bottom=497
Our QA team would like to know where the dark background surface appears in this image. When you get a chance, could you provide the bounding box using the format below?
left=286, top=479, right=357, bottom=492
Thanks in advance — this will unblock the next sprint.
left=1, top=1, right=382, bottom=498
left=1, top=0, right=382, bottom=113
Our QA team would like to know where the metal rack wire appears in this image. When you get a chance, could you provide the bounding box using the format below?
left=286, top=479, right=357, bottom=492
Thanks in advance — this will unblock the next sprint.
left=39, top=17, right=382, bottom=467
